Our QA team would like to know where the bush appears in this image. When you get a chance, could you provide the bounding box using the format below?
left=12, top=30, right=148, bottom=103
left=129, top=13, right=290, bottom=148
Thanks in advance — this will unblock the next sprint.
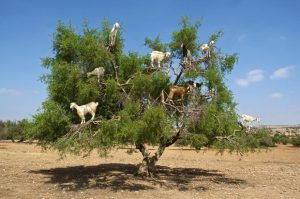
left=0, top=120, right=29, bottom=141
left=174, top=138, right=190, bottom=147
left=260, top=136, right=275, bottom=147
left=291, top=135, right=300, bottom=147
left=272, top=133, right=289, bottom=145
left=255, top=128, right=275, bottom=147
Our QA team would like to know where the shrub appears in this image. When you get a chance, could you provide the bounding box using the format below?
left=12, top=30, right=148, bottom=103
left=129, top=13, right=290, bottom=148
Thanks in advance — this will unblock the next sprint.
left=260, top=136, right=275, bottom=147
left=272, top=133, right=289, bottom=145
left=256, top=128, right=275, bottom=147
left=0, top=120, right=29, bottom=141
left=291, top=135, right=300, bottom=147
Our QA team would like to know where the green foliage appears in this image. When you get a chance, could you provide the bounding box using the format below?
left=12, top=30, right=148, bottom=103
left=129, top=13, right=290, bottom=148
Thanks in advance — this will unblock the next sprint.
left=41, top=62, right=81, bottom=107
left=272, top=133, right=289, bottom=145
left=52, top=22, right=81, bottom=63
left=26, top=101, right=71, bottom=143
left=190, top=134, right=208, bottom=150
left=130, top=71, right=170, bottom=101
left=144, top=36, right=168, bottom=52
left=27, top=17, right=268, bottom=159
left=169, top=16, right=201, bottom=58
left=0, top=119, right=29, bottom=141
left=291, top=135, right=300, bottom=147
left=0, top=121, right=5, bottom=139
left=105, top=79, right=120, bottom=103
left=209, top=30, right=224, bottom=43
left=77, top=78, right=101, bottom=104
left=246, top=128, right=275, bottom=148
left=119, top=52, right=143, bottom=80
left=139, top=106, right=172, bottom=145
left=221, top=54, right=238, bottom=73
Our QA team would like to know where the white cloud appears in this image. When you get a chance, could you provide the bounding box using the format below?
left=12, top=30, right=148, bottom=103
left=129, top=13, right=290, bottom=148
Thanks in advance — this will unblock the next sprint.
left=0, top=88, right=23, bottom=96
left=247, top=70, right=264, bottom=82
left=236, top=69, right=264, bottom=87
left=236, top=79, right=249, bottom=87
left=271, top=92, right=282, bottom=99
left=270, top=66, right=294, bottom=80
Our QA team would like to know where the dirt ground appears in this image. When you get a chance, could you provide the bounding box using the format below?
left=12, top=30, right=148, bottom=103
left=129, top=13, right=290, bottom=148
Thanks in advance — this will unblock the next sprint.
left=0, top=141, right=299, bottom=199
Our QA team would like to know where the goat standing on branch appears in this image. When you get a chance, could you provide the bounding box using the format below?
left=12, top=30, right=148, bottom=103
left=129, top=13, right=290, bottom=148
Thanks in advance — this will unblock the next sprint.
left=200, top=40, right=215, bottom=58
left=70, top=102, right=99, bottom=124
left=166, top=81, right=200, bottom=105
left=181, top=43, right=192, bottom=69
left=240, top=114, right=260, bottom=130
left=108, top=22, right=120, bottom=50
left=87, top=67, right=105, bottom=83
left=150, top=51, right=171, bottom=68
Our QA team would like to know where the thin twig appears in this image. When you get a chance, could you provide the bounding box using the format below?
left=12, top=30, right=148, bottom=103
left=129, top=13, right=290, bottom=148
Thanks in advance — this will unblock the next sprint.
left=162, top=101, right=184, bottom=113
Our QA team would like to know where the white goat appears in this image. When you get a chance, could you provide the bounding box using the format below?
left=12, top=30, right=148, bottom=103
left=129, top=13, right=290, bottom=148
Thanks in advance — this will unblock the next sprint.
left=150, top=51, right=171, bottom=68
left=240, top=114, right=260, bottom=130
left=70, top=102, right=99, bottom=124
left=108, top=22, right=120, bottom=48
left=200, top=40, right=215, bottom=58
left=87, top=67, right=105, bottom=83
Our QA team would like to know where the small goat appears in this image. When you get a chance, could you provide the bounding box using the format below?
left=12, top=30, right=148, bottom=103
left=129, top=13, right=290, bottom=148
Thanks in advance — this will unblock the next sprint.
left=181, top=43, right=192, bottom=67
left=150, top=51, right=171, bottom=68
left=200, top=40, right=215, bottom=58
left=240, top=114, right=260, bottom=130
left=87, top=67, right=105, bottom=83
left=108, top=22, right=120, bottom=48
left=70, top=102, right=99, bottom=124
left=166, top=81, right=199, bottom=104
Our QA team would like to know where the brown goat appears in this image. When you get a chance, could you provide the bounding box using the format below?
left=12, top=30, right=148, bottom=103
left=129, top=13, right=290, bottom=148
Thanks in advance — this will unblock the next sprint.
left=166, top=81, right=199, bottom=104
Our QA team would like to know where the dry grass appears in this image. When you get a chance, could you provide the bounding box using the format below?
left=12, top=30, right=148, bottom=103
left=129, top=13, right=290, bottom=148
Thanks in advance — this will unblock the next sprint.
left=0, top=141, right=300, bottom=199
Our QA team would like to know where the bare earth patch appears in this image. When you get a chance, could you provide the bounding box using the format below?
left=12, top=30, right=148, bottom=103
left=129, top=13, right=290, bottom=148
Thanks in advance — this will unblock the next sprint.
left=0, top=141, right=299, bottom=199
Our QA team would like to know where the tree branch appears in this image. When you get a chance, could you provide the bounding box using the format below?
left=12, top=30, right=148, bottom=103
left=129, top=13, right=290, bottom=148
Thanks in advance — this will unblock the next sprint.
left=191, top=56, right=208, bottom=66
left=162, top=101, right=184, bottom=113
left=152, top=127, right=183, bottom=162
left=173, top=68, right=184, bottom=85
left=136, top=143, right=151, bottom=157
left=164, top=128, right=183, bottom=147
left=215, top=134, right=238, bottom=145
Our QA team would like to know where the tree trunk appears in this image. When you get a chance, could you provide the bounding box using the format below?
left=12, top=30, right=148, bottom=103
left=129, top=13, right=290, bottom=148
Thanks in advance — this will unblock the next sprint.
left=136, top=129, right=182, bottom=176
left=136, top=144, right=165, bottom=176
left=137, top=156, right=157, bottom=177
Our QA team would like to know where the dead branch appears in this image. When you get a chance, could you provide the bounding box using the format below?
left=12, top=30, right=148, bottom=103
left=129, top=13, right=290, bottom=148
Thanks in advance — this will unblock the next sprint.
left=191, top=56, right=209, bottom=65
left=143, top=66, right=159, bottom=73
left=215, top=134, right=238, bottom=145
left=65, top=115, right=121, bottom=139
left=112, top=61, right=119, bottom=81
left=162, top=101, right=184, bottom=113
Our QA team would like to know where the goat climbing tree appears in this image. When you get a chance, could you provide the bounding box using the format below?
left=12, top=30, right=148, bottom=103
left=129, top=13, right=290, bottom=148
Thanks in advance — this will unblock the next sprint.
left=26, top=17, right=268, bottom=176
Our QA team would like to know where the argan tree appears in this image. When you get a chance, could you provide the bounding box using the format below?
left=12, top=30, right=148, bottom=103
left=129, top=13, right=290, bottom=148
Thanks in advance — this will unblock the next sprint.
left=27, top=17, right=266, bottom=176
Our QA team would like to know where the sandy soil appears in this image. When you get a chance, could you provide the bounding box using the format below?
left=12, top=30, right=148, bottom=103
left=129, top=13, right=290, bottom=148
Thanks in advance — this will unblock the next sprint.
left=0, top=141, right=299, bottom=199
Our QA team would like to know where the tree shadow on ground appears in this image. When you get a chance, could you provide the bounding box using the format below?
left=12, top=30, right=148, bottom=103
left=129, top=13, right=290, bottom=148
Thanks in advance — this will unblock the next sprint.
left=30, top=163, right=247, bottom=192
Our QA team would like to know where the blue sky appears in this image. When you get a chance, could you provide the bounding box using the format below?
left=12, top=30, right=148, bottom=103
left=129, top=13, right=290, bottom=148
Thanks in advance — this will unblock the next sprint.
left=0, top=0, right=299, bottom=125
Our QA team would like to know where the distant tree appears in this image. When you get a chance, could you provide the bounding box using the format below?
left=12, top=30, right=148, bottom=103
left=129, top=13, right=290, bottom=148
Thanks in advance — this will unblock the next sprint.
left=26, top=17, right=268, bottom=176
left=291, top=135, right=300, bottom=147
left=272, top=132, right=289, bottom=145
left=0, top=120, right=8, bottom=140
left=0, top=119, right=29, bottom=141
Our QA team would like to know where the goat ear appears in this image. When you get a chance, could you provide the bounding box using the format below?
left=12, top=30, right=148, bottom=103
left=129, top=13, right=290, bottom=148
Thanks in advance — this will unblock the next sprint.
left=188, top=80, right=194, bottom=85
left=196, top=82, right=203, bottom=88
